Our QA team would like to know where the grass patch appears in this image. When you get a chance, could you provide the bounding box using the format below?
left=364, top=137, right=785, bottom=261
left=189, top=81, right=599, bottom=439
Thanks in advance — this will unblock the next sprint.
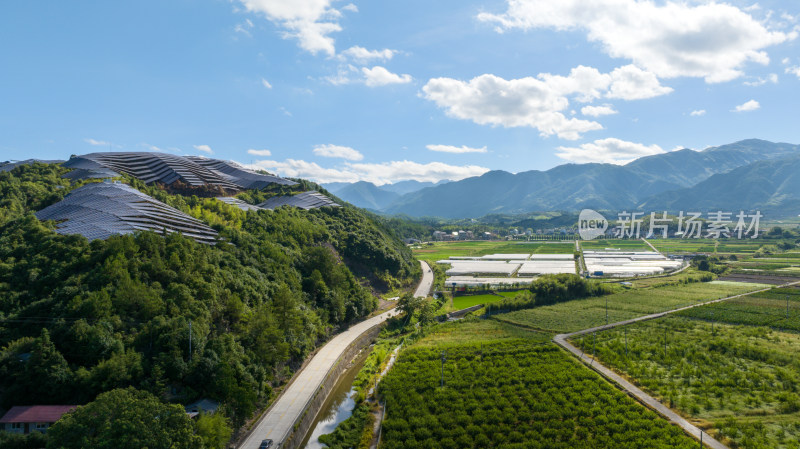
left=579, top=239, right=652, bottom=252
left=493, top=281, right=769, bottom=333
left=413, top=241, right=575, bottom=263
left=452, top=294, right=504, bottom=310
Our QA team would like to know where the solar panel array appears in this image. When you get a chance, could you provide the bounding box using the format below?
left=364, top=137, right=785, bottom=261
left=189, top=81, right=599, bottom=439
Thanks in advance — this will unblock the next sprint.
left=36, top=181, right=219, bottom=244
left=216, top=197, right=263, bottom=211
left=63, top=152, right=296, bottom=191
left=256, top=191, right=340, bottom=210
left=187, top=157, right=296, bottom=189
left=0, top=159, right=64, bottom=172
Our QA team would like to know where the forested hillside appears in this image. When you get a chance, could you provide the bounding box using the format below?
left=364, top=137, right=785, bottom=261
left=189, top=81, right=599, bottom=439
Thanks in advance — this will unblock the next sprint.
left=0, top=162, right=418, bottom=447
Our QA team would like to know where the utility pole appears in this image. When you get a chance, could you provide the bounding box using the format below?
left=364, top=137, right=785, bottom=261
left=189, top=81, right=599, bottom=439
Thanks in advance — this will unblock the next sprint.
left=605, top=296, right=608, bottom=326
left=593, top=332, right=596, bottom=359
left=188, top=320, right=192, bottom=362
left=440, top=350, right=447, bottom=387
left=664, top=325, right=667, bottom=359
left=624, top=327, right=628, bottom=357
left=700, top=430, right=703, bottom=448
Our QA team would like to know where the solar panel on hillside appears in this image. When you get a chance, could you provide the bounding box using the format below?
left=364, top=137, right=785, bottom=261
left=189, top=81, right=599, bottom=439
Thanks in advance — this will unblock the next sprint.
left=216, top=197, right=263, bottom=211
left=36, top=181, right=218, bottom=244
left=63, top=152, right=296, bottom=191
left=256, top=191, right=340, bottom=210
left=188, top=157, right=297, bottom=189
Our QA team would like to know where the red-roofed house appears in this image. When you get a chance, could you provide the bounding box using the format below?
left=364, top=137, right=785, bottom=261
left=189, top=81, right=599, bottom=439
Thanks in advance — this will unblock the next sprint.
left=0, top=405, right=77, bottom=434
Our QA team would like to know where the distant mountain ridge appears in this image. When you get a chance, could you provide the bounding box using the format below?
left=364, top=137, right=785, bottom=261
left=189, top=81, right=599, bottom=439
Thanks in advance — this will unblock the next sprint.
left=323, top=179, right=448, bottom=211
left=375, top=139, right=800, bottom=218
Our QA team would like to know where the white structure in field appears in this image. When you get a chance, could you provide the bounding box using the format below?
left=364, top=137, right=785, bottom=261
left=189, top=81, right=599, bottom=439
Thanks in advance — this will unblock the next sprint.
left=440, top=260, right=522, bottom=276
left=446, top=276, right=536, bottom=287
left=439, top=252, right=577, bottom=286
left=583, top=251, right=682, bottom=277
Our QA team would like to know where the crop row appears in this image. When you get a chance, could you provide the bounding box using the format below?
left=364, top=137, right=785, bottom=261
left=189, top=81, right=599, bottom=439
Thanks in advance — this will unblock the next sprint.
left=572, top=316, right=800, bottom=448
left=378, top=341, right=698, bottom=449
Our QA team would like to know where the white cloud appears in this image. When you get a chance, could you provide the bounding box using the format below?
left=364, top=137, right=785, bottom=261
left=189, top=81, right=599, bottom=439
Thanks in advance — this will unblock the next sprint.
left=324, top=65, right=412, bottom=87
left=361, top=66, right=412, bottom=87
left=312, top=144, right=364, bottom=161
left=239, top=0, right=343, bottom=56
left=743, top=73, right=778, bottom=86
left=422, top=65, right=669, bottom=140
left=340, top=46, right=396, bottom=63
left=606, top=65, right=674, bottom=100
left=556, top=138, right=665, bottom=164
left=538, top=64, right=672, bottom=102
left=782, top=57, right=791, bottom=65
left=342, top=3, right=358, bottom=13
left=324, top=65, right=358, bottom=85
left=423, top=74, right=602, bottom=140
left=690, top=109, right=706, bottom=116
left=261, top=78, right=273, bottom=89
left=247, top=149, right=272, bottom=157
left=247, top=158, right=489, bottom=185
left=786, top=66, right=800, bottom=79
left=234, top=18, right=254, bottom=36
left=733, top=99, right=761, bottom=112
left=85, top=138, right=111, bottom=146
left=193, top=144, right=213, bottom=154
left=426, top=144, right=488, bottom=154
left=479, top=0, right=795, bottom=83
left=141, top=143, right=181, bottom=153
left=580, top=105, right=617, bottom=117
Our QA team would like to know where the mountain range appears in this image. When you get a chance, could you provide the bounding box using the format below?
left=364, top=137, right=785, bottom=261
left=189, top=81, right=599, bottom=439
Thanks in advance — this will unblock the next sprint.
left=326, top=139, right=800, bottom=218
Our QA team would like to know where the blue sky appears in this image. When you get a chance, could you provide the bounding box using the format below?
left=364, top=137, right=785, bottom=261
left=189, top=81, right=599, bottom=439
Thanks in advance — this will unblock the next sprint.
left=1, top=0, right=799, bottom=184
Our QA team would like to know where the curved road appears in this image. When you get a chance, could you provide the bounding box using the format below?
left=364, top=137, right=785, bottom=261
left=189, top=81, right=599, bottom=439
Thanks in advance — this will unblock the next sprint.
left=240, top=261, right=433, bottom=449
left=414, top=261, right=434, bottom=298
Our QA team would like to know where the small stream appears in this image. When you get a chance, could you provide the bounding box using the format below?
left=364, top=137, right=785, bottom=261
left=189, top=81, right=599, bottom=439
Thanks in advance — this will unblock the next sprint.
left=299, top=342, right=404, bottom=449
left=300, top=348, right=370, bottom=449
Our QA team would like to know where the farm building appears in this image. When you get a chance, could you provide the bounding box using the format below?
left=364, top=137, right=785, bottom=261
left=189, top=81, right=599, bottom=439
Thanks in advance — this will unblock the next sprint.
left=0, top=405, right=76, bottom=434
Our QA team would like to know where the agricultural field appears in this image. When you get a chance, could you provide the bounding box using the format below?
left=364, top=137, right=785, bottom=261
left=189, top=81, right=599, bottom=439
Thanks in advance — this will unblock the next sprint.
left=412, top=240, right=575, bottom=264
left=379, top=326, right=699, bottom=448
left=450, top=290, right=524, bottom=310
left=571, top=315, right=800, bottom=449
left=648, top=238, right=775, bottom=255
left=493, top=281, right=769, bottom=333
left=412, top=318, right=552, bottom=347
left=679, top=287, right=800, bottom=332
left=579, top=239, right=652, bottom=252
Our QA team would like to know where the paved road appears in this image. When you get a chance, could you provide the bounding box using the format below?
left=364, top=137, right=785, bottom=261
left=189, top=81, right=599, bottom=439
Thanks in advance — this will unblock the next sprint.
left=552, top=281, right=800, bottom=449
left=414, top=261, right=433, bottom=298
left=555, top=333, right=727, bottom=449
left=240, top=309, right=399, bottom=449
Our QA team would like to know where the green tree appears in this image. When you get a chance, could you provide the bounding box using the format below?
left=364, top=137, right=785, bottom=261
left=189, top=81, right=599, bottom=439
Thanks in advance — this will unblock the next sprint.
left=195, top=412, right=233, bottom=449
left=397, top=293, right=424, bottom=321
left=47, top=387, right=201, bottom=449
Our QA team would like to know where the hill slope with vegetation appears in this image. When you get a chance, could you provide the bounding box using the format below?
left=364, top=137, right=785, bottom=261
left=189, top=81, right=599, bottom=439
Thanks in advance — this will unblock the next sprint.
left=0, top=162, right=419, bottom=447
